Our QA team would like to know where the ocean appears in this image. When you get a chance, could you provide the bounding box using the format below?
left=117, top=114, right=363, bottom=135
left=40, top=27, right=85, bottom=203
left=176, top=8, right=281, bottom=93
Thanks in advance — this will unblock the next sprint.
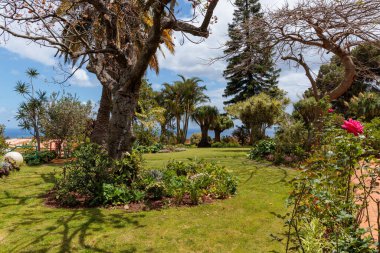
left=3, top=127, right=276, bottom=139
left=4, top=128, right=31, bottom=139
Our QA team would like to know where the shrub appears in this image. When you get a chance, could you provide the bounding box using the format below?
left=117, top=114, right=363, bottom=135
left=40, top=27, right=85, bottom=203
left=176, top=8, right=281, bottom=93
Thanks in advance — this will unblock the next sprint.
left=211, top=136, right=240, bottom=148
left=248, top=139, right=276, bottom=160
left=232, top=126, right=250, bottom=145
left=273, top=120, right=308, bottom=164
left=221, top=136, right=240, bottom=145
left=365, top=117, right=380, bottom=154
left=285, top=117, right=377, bottom=251
left=102, top=184, right=136, bottom=205
left=162, top=160, right=237, bottom=203
left=53, top=143, right=237, bottom=208
left=133, top=143, right=163, bottom=153
left=53, top=143, right=142, bottom=206
left=346, top=92, right=380, bottom=121
left=190, top=133, right=202, bottom=145
left=211, top=142, right=240, bottom=148
left=0, top=125, right=8, bottom=155
left=24, top=150, right=58, bottom=166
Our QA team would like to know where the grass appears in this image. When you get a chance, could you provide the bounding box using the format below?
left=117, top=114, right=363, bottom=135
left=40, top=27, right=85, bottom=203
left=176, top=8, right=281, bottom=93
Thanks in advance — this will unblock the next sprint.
left=0, top=148, right=297, bottom=253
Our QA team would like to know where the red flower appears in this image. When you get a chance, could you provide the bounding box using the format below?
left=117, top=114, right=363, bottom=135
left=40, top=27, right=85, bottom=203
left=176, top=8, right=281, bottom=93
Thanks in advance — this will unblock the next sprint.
left=328, top=108, right=334, bottom=113
left=341, top=118, right=364, bottom=136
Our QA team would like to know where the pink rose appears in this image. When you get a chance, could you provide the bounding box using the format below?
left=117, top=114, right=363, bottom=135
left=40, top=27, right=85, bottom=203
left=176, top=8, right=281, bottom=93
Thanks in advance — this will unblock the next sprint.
left=328, top=108, right=334, bottom=113
left=341, top=118, right=364, bottom=136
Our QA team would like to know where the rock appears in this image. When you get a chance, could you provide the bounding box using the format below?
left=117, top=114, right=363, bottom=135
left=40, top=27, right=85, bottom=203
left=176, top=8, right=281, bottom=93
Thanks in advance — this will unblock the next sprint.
left=174, top=148, right=187, bottom=152
left=158, top=149, right=171, bottom=153
left=4, top=152, right=23, bottom=166
left=123, top=204, right=130, bottom=210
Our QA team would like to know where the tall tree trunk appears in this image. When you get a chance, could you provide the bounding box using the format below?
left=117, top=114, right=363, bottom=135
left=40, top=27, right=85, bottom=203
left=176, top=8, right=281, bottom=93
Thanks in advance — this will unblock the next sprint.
left=176, top=116, right=181, bottom=144
left=182, top=112, right=189, bottom=144
left=214, top=129, right=222, bottom=142
left=91, top=86, right=112, bottom=146
left=198, top=126, right=211, bottom=147
left=160, top=123, right=167, bottom=144
left=35, top=128, right=41, bottom=152
left=249, top=127, right=254, bottom=145
left=328, top=54, right=356, bottom=100
left=108, top=88, right=139, bottom=159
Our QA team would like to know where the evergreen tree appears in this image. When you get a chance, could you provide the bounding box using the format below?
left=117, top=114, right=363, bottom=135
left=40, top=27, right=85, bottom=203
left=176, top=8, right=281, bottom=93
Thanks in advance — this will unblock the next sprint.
left=223, top=0, right=280, bottom=104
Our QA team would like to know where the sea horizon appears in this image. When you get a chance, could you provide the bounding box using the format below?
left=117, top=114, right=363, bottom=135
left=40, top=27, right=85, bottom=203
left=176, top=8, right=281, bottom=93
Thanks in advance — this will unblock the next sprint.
left=3, top=127, right=275, bottom=140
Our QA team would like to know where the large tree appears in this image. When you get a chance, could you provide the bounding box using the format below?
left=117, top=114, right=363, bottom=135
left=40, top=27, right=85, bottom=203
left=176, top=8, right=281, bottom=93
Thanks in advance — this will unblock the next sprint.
left=0, top=0, right=220, bottom=159
left=255, top=0, right=380, bottom=101
left=192, top=105, right=219, bottom=147
left=223, top=0, right=279, bottom=104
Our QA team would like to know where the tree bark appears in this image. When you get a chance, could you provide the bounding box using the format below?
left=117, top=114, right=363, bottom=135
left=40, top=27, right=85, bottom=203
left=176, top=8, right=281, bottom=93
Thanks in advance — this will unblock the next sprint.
left=108, top=87, right=139, bottom=159
left=176, top=116, right=181, bottom=144
left=160, top=123, right=167, bottom=144
left=91, top=86, right=112, bottom=147
left=35, top=128, right=41, bottom=152
left=198, top=127, right=211, bottom=147
left=328, top=54, right=356, bottom=100
left=214, top=129, right=222, bottom=142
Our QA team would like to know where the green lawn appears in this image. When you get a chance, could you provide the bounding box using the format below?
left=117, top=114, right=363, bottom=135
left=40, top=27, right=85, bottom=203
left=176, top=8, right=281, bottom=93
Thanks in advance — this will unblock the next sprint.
left=0, top=148, right=296, bottom=253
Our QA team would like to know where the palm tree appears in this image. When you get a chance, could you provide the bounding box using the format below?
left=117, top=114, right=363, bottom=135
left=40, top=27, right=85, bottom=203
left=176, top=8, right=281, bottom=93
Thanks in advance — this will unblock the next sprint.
left=178, top=75, right=210, bottom=143
left=192, top=106, right=219, bottom=147
left=15, top=70, right=47, bottom=151
left=161, top=75, right=209, bottom=144
left=211, top=114, right=234, bottom=142
left=26, top=68, right=39, bottom=96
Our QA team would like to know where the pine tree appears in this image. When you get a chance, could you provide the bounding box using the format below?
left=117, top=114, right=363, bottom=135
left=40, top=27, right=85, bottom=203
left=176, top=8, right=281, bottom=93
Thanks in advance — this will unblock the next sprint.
left=223, top=0, right=280, bottom=105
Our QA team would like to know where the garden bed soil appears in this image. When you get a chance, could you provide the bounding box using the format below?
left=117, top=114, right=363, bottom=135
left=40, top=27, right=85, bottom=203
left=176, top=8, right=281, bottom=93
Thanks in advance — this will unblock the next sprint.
left=44, top=191, right=218, bottom=212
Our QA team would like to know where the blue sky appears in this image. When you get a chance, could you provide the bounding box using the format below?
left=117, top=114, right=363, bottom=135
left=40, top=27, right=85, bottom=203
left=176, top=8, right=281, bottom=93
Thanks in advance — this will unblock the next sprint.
left=0, top=0, right=315, bottom=130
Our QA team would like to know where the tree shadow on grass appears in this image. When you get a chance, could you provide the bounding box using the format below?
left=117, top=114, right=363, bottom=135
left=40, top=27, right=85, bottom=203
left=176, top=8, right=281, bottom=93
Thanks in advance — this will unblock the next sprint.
left=8, top=208, right=145, bottom=253
left=1, top=170, right=146, bottom=252
left=267, top=167, right=289, bottom=185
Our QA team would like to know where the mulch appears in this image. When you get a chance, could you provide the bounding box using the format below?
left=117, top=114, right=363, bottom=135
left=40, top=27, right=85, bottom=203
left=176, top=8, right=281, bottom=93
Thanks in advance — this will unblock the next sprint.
left=44, top=190, right=218, bottom=212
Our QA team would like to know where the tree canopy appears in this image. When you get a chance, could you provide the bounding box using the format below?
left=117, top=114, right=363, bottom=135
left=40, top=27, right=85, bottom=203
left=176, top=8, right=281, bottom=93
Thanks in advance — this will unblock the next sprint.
left=226, top=92, right=289, bottom=144
left=254, top=0, right=380, bottom=101
left=192, top=105, right=219, bottom=147
left=223, top=0, right=279, bottom=104
left=0, top=0, right=220, bottom=158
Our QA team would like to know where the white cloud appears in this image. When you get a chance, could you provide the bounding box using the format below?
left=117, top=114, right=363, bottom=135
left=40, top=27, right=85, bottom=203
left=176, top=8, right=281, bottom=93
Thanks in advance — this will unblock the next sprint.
left=278, top=71, right=314, bottom=102
left=204, top=88, right=226, bottom=112
left=69, top=68, right=98, bottom=87
left=158, top=0, right=323, bottom=104
left=0, top=37, right=56, bottom=65
left=0, top=0, right=321, bottom=98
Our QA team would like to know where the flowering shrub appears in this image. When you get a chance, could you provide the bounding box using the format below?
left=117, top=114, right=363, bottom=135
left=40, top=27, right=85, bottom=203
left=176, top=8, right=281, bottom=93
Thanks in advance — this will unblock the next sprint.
left=283, top=116, right=377, bottom=252
left=341, top=118, right=364, bottom=136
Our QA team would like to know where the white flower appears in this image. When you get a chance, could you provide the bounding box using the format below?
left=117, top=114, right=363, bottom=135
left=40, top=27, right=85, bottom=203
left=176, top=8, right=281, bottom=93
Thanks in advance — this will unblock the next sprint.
left=326, top=151, right=334, bottom=158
